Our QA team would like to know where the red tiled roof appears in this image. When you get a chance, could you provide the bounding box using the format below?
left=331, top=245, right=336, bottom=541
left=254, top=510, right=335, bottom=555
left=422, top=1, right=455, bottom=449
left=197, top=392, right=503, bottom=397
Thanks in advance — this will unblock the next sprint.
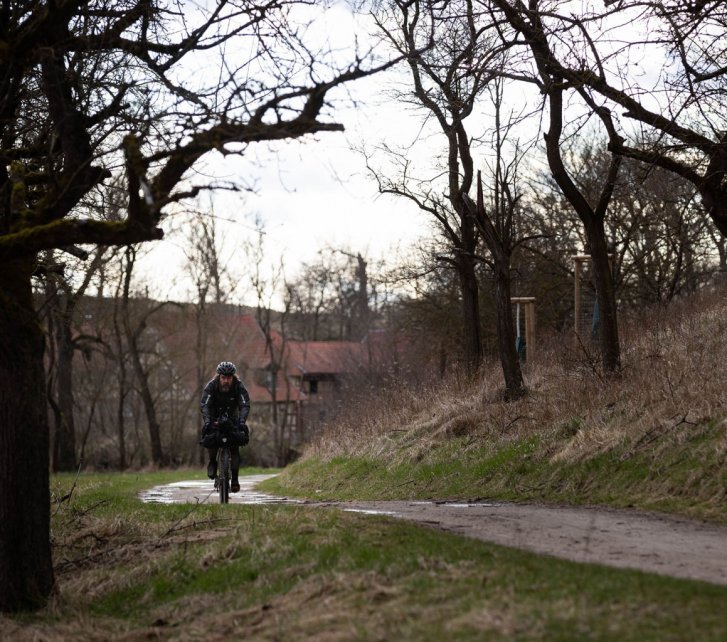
left=286, top=340, right=363, bottom=376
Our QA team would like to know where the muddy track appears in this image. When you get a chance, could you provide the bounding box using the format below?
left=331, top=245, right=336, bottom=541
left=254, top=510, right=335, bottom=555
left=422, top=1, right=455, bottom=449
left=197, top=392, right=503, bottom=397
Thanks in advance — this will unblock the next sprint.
left=141, top=475, right=727, bottom=587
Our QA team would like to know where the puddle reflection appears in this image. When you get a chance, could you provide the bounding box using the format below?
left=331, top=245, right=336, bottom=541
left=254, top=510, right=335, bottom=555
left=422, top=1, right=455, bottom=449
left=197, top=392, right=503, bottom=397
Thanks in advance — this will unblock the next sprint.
left=139, top=475, right=302, bottom=506
left=343, top=508, right=399, bottom=517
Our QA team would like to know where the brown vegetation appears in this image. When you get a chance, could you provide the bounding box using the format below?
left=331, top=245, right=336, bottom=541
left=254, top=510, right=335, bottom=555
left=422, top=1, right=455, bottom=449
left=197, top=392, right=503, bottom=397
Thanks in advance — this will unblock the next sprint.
left=307, top=281, right=727, bottom=474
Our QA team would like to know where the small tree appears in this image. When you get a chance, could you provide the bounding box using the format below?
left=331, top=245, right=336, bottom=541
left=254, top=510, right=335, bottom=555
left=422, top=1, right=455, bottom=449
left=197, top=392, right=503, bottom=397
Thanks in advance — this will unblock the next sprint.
left=40, top=248, right=107, bottom=471
left=368, top=0, right=513, bottom=373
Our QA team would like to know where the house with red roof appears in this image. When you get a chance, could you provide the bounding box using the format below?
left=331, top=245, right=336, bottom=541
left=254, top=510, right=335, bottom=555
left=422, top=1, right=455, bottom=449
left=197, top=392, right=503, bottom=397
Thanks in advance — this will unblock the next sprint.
left=233, top=315, right=369, bottom=433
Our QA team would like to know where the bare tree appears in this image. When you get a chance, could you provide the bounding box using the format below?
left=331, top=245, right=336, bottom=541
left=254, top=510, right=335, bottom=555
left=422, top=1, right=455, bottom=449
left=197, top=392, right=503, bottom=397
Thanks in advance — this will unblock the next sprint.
left=557, top=141, right=716, bottom=305
left=119, top=246, right=180, bottom=466
left=486, top=0, right=727, bottom=236
left=36, top=247, right=107, bottom=471
left=286, top=247, right=377, bottom=341
left=367, top=0, right=514, bottom=374
left=286, top=255, right=336, bottom=341
left=464, top=82, right=541, bottom=397
left=183, top=210, right=234, bottom=453
left=246, top=222, right=297, bottom=465
left=0, top=0, right=395, bottom=611
left=368, top=0, right=539, bottom=395
left=471, top=0, right=623, bottom=372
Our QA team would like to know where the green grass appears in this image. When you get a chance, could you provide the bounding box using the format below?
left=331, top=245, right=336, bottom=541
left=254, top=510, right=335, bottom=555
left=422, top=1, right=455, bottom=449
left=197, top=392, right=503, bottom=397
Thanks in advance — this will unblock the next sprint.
left=2, top=470, right=725, bottom=640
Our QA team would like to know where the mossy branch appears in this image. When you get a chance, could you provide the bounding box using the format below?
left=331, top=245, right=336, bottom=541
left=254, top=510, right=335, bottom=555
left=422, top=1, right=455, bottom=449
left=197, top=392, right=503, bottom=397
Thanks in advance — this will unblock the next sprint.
left=0, top=218, right=163, bottom=262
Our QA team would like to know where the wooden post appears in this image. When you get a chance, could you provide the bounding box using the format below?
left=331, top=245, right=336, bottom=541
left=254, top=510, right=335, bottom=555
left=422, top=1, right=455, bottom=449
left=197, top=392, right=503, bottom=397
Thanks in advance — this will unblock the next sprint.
left=511, top=297, right=536, bottom=361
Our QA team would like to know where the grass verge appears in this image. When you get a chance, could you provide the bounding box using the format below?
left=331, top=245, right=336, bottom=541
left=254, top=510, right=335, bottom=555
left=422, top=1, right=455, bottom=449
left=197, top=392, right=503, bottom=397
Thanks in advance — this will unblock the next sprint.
left=1, top=470, right=726, bottom=641
left=263, top=414, right=727, bottom=523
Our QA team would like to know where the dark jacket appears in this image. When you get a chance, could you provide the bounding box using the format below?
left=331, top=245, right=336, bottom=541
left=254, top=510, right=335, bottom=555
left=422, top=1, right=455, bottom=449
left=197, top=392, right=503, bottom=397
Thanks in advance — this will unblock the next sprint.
left=200, top=376, right=251, bottom=426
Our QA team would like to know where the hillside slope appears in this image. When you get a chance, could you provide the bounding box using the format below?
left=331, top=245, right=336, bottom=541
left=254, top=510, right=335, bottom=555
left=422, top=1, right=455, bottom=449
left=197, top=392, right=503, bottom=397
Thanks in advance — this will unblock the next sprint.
left=267, top=284, right=727, bottom=523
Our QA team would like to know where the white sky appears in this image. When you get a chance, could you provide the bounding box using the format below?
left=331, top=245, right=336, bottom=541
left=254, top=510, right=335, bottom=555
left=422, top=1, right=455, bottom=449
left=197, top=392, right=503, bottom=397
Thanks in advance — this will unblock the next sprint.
left=133, top=0, right=680, bottom=306
left=138, top=90, right=434, bottom=303
left=136, top=5, right=436, bottom=304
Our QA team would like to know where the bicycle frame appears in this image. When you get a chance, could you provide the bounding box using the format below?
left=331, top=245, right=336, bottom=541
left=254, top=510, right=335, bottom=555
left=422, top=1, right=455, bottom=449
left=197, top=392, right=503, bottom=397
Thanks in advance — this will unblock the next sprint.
left=215, top=438, right=233, bottom=504
left=210, top=414, right=240, bottom=504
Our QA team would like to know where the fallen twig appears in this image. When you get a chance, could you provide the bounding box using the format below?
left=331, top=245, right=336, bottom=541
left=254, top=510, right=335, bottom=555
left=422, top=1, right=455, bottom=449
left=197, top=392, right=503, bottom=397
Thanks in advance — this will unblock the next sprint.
left=52, top=460, right=84, bottom=516
left=158, top=487, right=216, bottom=539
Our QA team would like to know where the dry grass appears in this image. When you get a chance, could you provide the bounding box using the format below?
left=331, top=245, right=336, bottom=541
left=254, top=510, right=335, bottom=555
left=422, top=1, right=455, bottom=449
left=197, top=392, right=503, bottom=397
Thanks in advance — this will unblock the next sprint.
left=292, top=283, right=727, bottom=517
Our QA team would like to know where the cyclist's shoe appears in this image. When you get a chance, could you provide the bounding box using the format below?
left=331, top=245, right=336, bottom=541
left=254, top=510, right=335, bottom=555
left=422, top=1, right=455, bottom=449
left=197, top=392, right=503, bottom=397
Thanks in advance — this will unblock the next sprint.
left=207, top=462, right=216, bottom=479
left=231, top=480, right=240, bottom=493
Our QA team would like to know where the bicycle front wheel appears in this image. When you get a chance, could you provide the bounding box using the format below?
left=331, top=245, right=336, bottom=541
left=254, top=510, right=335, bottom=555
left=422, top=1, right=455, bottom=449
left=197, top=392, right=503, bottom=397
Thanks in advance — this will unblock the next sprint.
left=218, top=447, right=230, bottom=504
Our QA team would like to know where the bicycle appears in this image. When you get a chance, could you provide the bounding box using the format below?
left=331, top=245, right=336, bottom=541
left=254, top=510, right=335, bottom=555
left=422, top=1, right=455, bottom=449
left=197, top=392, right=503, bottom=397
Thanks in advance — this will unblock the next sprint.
left=213, top=416, right=235, bottom=504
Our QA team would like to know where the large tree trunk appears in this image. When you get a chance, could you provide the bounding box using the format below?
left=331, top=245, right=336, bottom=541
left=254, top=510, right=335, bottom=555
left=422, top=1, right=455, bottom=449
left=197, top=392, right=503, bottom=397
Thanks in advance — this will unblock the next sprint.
left=702, top=185, right=727, bottom=239
left=583, top=216, right=621, bottom=372
left=458, top=213, right=483, bottom=376
left=458, top=260, right=483, bottom=375
left=0, top=261, right=54, bottom=612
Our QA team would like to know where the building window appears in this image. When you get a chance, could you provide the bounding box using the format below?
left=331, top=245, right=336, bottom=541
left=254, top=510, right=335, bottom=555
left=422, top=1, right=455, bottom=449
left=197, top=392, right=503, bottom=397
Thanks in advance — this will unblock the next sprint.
left=309, top=379, right=318, bottom=394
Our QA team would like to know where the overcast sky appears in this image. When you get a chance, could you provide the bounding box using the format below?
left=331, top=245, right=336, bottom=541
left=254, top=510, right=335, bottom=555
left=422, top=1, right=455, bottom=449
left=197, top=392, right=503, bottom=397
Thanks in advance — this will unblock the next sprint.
left=134, top=5, right=435, bottom=304
left=133, top=0, right=660, bottom=305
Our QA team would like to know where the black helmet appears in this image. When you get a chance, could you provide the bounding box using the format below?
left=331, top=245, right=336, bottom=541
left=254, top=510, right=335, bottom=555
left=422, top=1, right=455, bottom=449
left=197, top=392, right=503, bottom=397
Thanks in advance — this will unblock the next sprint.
left=216, top=361, right=236, bottom=376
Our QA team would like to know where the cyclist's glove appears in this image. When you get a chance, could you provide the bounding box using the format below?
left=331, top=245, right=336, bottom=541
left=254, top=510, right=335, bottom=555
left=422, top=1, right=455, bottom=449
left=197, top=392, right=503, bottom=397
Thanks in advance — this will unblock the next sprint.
left=238, top=422, right=250, bottom=445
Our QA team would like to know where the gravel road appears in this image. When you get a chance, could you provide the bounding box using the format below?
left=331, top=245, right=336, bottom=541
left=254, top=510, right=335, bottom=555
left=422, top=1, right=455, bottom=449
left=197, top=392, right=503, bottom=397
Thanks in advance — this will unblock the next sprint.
left=140, top=474, right=727, bottom=587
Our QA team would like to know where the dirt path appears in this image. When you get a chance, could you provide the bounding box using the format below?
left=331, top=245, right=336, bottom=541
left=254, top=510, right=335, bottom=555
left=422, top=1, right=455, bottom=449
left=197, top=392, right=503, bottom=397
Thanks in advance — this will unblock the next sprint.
left=141, top=475, right=727, bottom=587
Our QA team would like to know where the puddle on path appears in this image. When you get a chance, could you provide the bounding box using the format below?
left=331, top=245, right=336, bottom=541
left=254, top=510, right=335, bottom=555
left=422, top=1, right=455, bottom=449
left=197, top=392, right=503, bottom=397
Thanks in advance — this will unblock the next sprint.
left=343, top=508, right=399, bottom=517
left=139, top=474, right=303, bottom=506
left=139, top=475, right=506, bottom=512
left=439, top=502, right=504, bottom=508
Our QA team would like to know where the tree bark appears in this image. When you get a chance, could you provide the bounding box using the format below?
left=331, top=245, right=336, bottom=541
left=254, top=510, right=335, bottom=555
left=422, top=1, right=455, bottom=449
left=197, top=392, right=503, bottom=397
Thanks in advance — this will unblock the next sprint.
left=0, top=261, right=54, bottom=611
left=458, top=251, right=483, bottom=376
left=582, top=216, right=621, bottom=372
left=493, top=264, right=525, bottom=398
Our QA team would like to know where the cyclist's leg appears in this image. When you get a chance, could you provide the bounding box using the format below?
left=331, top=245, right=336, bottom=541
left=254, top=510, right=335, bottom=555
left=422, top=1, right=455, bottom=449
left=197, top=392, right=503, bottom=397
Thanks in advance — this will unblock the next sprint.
left=231, top=447, right=240, bottom=492
left=206, top=447, right=217, bottom=478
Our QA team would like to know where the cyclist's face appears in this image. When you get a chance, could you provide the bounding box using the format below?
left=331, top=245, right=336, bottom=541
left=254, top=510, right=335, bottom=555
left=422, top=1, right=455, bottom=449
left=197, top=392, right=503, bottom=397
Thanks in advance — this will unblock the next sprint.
left=219, top=374, right=233, bottom=390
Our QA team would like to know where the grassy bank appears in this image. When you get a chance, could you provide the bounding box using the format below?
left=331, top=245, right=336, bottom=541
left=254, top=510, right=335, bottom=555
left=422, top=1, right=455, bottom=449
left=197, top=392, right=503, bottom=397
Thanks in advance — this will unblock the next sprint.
left=265, top=287, right=727, bottom=524
left=2, top=471, right=726, bottom=641
left=263, top=415, right=726, bottom=522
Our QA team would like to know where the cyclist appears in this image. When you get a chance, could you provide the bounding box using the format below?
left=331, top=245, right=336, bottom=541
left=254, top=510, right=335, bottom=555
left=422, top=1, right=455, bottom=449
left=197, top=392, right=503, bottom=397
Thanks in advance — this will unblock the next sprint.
left=200, top=361, right=251, bottom=493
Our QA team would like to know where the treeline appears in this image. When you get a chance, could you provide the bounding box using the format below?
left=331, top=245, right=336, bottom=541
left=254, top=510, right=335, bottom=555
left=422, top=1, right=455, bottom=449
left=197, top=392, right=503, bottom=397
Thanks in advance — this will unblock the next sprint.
left=364, top=0, right=727, bottom=395
left=38, top=157, right=724, bottom=471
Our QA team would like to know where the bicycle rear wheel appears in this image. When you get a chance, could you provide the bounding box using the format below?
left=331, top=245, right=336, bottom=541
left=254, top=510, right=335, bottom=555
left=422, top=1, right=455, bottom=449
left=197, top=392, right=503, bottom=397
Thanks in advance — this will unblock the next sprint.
left=218, top=448, right=230, bottom=504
